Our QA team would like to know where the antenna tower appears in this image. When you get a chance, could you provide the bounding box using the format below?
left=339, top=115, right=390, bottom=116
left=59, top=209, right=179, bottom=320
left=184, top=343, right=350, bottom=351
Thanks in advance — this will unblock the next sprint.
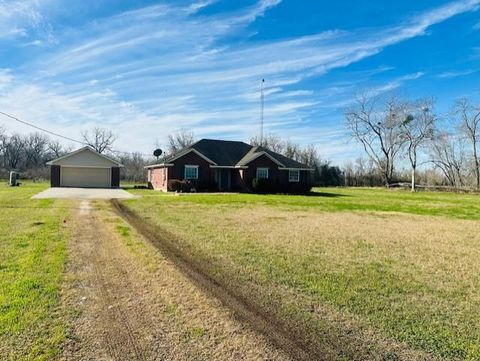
left=260, top=78, right=265, bottom=144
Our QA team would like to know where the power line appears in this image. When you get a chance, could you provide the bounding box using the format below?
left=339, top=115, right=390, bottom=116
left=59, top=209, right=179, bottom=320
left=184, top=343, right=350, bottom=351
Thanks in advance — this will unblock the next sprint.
left=0, top=111, right=84, bottom=145
left=0, top=111, right=154, bottom=157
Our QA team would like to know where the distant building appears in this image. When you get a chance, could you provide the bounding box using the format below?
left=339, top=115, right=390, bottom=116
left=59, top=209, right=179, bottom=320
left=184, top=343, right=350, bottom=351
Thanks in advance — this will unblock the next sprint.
left=47, top=146, right=123, bottom=188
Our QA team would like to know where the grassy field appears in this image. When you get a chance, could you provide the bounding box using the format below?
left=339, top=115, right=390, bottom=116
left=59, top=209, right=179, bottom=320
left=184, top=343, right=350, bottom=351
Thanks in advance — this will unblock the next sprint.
left=124, top=187, right=480, bottom=359
left=0, top=182, right=71, bottom=361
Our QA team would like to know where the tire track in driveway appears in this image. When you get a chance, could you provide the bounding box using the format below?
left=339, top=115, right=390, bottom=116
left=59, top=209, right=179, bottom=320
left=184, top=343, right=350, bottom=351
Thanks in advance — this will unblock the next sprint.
left=111, top=199, right=319, bottom=361
left=63, top=200, right=152, bottom=361
left=63, top=199, right=290, bottom=361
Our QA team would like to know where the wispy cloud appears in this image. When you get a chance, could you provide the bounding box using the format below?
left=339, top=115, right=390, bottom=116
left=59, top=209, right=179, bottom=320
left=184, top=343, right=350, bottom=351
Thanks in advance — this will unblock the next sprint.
left=0, top=0, right=478, bottom=157
left=369, top=72, right=425, bottom=95
left=437, top=69, right=478, bottom=78
left=186, top=0, right=217, bottom=14
left=0, top=0, right=53, bottom=41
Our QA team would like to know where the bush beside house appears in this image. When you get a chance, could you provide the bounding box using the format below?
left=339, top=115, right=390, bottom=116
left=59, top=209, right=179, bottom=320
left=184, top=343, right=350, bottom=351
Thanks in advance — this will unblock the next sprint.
left=167, top=179, right=218, bottom=192
left=251, top=178, right=312, bottom=194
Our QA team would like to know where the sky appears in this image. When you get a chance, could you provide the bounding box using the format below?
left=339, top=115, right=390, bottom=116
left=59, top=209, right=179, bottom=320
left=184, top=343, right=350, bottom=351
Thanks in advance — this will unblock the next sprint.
left=0, top=0, right=479, bottom=164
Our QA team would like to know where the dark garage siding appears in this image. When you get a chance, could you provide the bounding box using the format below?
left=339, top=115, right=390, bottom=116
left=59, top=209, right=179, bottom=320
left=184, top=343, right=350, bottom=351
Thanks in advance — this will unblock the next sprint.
left=50, top=165, right=61, bottom=187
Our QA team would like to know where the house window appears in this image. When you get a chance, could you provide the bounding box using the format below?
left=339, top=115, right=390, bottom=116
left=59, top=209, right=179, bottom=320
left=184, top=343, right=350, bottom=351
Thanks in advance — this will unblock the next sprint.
left=256, top=167, right=269, bottom=179
left=184, top=165, right=198, bottom=179
left=289, top=170, right=300, bottom=182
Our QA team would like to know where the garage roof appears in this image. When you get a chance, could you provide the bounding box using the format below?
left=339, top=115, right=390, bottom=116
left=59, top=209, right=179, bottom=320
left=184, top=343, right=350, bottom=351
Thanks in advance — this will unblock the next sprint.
left=46, top=146, right=124, bottom=167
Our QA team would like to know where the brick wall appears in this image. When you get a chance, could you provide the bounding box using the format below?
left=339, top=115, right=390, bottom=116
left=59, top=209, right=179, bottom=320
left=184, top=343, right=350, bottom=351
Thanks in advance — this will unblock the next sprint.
left=150, top=167, right=169, bottom=190
left=170, top=151, right=214, bottom=181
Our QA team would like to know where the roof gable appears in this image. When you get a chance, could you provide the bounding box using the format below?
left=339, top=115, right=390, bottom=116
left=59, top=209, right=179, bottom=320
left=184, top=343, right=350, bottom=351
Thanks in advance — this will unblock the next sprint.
left=46, top=146, right=123, bottom=167
left=236, top=146, right=285, bottom=167
left=191, top=139, right=253, bottom=166
left=146, top=139, right=311, bottom=170
left=167, top=148, right=217, bottom=165
left=262, top=149, right=311, bottom=169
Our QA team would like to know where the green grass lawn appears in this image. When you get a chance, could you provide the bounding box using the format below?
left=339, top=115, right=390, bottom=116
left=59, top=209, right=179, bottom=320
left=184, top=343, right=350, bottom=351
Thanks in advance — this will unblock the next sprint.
left=124, top=187, right=480, bottom=359
left=129, top=186, right=480, bottom=220
left=0, top=182, right=71, bottom=361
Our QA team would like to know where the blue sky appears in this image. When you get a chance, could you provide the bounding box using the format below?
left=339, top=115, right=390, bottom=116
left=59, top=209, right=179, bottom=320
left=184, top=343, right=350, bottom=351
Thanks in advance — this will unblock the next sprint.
left=0, top=0, right=479, bottom=163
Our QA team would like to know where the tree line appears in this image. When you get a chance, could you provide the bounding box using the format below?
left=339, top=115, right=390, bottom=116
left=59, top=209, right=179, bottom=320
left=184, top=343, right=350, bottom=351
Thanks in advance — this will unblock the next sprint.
left=0, top=125, right=344, bottom=186
left=346, top=93, right=480, bottom=191
left=0, top=127, right=152, bottom=182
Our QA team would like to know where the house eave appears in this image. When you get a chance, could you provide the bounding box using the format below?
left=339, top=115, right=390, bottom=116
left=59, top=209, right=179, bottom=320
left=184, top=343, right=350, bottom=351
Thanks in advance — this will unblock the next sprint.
left=209, top=165, right=249, bottom=169
left=279, top=167, right=315, bottom=171
left=46, top=146, right=124, bottom=167
left=144, top=163, right=174, bottom=169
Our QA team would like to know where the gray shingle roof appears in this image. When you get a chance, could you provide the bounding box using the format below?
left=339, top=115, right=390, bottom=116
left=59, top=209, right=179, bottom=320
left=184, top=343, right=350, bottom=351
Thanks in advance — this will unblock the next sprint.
left=191, top=139, right=253, bottom=166
left=263, top=148, right=311, bottom=168
left=156, top=139, right=311, bottom=169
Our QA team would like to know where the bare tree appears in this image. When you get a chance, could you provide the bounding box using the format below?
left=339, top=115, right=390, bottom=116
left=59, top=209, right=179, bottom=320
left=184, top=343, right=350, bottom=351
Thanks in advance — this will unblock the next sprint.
left=401, top=100, right=436, bottom=191
left=346, top=93, right=406, bottom=186
left=0, top=126, right=5, bottom=151
left=118, top=152, right=149, bottom=182
left=455, top=98, right=480, bottom=190
left=298, top=144, right=320, bottom=167
left=430, top=132, right=466, bottom=188
left=0, top=128, right=7, bottom=170
left=81, top=127, right=116, bottom=154
left=284, top=140, right=301, bottom=161
left=24, top=132, right=49, bottom=168
left=344, top=156, right=384, bottom=187
left=48, top=140, right=65, bottom=158
left=3, top=134, right=25, bottom=170
left=167, top=129, right=196, bottom=154
left=249, top=133, right=285, bottom=153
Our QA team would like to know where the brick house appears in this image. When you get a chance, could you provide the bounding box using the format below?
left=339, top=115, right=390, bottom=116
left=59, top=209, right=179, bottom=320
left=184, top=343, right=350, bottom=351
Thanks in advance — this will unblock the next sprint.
left=146, top=139, right=313, bottom=192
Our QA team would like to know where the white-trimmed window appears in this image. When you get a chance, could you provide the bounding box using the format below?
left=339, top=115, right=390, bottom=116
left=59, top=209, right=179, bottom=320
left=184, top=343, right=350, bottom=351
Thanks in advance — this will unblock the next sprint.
left=184, top=165, right=199, bottom=179
left=289, top=170, right=300, bottom=182
left=256, top=167, right=269, bottom=179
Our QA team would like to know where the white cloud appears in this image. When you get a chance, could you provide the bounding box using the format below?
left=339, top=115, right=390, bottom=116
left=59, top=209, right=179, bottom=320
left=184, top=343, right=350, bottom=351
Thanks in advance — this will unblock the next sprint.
left=186, top=0, right=217, bottom=14
left=368, top=72, right=425, bottom=95
left=437, top=69, right=478, bottom=78
left=0, top=0, right=53, bottom=41
left=0, top=0, right=478, bottom=159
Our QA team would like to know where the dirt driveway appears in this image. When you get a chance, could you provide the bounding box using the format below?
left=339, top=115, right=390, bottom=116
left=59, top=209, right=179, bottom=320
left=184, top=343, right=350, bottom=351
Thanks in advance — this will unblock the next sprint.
left=61, top=200, right=289, bottom=360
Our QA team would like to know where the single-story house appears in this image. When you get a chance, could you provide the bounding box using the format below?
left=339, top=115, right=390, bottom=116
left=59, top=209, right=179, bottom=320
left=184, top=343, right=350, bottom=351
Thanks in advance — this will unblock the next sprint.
left=146, top=139, right=313, bottom=192
left=46, top=146, right=123, bottom=188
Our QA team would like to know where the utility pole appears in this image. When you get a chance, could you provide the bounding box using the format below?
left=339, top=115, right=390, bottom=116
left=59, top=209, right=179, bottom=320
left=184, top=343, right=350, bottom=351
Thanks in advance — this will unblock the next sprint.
left=260, top=78, right=265, bottom=145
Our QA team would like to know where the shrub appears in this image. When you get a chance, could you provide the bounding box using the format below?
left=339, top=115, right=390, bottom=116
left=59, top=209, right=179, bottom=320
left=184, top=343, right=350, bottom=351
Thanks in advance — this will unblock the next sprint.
left=168, top=179, right=193, bottom=192
left=286, top=181, right=313, bottom=194
left=251, top=178, right=280, bottom=194
left=197, top=179, right=218, bottom=192
left=251, top=178, right=312, bottom=194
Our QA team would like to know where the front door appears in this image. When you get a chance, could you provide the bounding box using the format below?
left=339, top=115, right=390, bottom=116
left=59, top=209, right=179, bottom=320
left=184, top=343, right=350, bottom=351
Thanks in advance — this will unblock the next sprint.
left=216, top=169, right=231, bottom=191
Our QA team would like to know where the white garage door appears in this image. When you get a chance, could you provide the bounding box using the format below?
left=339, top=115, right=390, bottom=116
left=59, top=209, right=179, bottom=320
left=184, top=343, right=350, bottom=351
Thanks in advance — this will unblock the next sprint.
left=61, top=167, right=111, bottom=188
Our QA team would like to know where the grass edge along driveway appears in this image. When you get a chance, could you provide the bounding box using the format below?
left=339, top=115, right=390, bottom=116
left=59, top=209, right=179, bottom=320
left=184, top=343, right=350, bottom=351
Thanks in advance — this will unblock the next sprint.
left=0, top=183, right=71, bottom=361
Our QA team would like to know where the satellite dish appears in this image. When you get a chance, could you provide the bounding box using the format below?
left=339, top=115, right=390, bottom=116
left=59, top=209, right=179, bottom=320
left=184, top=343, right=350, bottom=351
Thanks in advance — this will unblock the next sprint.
left=153, top=149, right=163, bottom=158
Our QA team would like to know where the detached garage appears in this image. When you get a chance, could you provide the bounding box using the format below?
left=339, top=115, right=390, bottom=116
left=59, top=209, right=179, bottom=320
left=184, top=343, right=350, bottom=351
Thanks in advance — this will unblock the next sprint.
left=46, top=146, right=123, bottom=188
